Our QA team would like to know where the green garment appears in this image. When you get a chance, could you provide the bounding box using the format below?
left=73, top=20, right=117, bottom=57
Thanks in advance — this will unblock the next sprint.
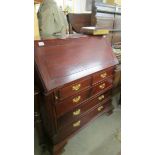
left=38, top=0, right=68, bottom=39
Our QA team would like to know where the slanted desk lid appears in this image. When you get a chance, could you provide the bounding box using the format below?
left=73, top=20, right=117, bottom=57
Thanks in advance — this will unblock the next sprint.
left=34, top=36, right=118, bottom=93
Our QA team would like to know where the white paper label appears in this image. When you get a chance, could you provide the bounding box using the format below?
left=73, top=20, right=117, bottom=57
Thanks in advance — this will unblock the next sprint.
left=38, top=42, right=45, bottom=46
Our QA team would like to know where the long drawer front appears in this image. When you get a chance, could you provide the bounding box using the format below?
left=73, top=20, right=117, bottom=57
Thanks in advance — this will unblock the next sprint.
left=55, top=88, right=90, bottom=117
left=57, top=91, right=112, bottom=129
left=56, top=100, right=112, bottom=141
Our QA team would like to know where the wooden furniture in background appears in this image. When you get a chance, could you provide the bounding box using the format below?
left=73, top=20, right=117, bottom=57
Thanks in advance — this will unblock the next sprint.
left=67, top=13, right=92, bottom=33
left=91, top=1, right=121, bottom=45
left=34, top=35, right=118, bottom=155
left=67, top=2, right=121, bottom=46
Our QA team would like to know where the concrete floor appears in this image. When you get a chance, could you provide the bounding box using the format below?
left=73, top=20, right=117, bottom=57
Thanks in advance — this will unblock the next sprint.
left=35, top=95, right=121, bottom=155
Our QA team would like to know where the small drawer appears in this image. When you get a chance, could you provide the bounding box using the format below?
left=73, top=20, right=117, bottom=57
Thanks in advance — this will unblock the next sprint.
left=57, top=91, right=111, bottom=129
left=93, top=67, right=114, bottom=84
left=57, top=100, right=112, bottom=141
left=58, top=77, right=91, bottom=99
left=96, top=13, right=115, bottom=19
left=92, top=78, right=113, bottom=95
left=56, top=89, right=90, bottom=117
left=96, top=5, right=116, bottom=13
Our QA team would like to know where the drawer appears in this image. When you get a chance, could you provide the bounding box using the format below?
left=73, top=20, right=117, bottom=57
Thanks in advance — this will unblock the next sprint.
left=96, top=5, right=116, bottom=13
left=92, top=78, right=113, bottom=95
left=56, top=88, right=90, bottom=117
left=96, top=18, right=114, bottom=29
left=96, top=13, right=114, bottom=19
left=58, top=77, right=91, bottom=99
left=93, top=67, right=114, bottom=84
left=57, top=91, right=112, bottom=129
left=57, top=100, right=112, bottom=141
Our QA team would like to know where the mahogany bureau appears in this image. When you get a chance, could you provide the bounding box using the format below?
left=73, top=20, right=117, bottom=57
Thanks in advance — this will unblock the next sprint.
left=34, top=35, right=118, bottom=155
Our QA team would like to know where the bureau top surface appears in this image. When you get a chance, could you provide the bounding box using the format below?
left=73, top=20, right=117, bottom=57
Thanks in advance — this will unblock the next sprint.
left=34, top=35, right=118, bottom=92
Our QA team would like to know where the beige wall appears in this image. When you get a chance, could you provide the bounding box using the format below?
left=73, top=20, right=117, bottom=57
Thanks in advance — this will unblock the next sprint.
left=34, top=5, right=40, bottom=40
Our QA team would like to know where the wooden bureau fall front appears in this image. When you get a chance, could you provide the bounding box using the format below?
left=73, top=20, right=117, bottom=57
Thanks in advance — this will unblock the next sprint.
left=34, top=35, right=118, bottom=155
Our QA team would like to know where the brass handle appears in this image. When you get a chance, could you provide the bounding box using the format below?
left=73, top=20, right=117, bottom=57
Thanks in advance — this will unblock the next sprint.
left=98, top=95, right=105, bottom=101
left=73, top=109, right=81, bottom=116
left=98, top=106, right=103, bottom=111
left=100, top=72, right=107, bottom=78
left=73, top=96, right=81, bottom=103
left=72, top=84, right=81, bottom=91
left=99, top=83, right=105, bottom=89
left=73, top=120, right=81, bottom=127
left=55, top=95, right=58, bottom=100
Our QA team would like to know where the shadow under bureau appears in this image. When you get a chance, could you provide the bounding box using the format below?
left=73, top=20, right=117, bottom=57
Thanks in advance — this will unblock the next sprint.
left=34, top=35, right=118, bottom=155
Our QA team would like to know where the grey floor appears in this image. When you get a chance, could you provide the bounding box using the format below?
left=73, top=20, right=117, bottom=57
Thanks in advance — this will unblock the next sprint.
left=35, top=94, right=121, bottom=155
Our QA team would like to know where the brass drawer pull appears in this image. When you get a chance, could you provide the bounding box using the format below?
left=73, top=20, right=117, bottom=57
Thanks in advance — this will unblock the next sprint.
left=98, top=106, right=104, bottom=111
left=73, top=96, right=81, bottom=103
left=72, top=84, right=81, bottom=91
left=98, top=95, right=105, bottom=101
left=73, top=109, right=81, bottom=116
left=99, top=83, right=105, bottom=89
left=73, top=120, right=81, bottom=127
left=100, top=72, right=107, bottom=78
left=55, top=95, right=58, bottom=100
